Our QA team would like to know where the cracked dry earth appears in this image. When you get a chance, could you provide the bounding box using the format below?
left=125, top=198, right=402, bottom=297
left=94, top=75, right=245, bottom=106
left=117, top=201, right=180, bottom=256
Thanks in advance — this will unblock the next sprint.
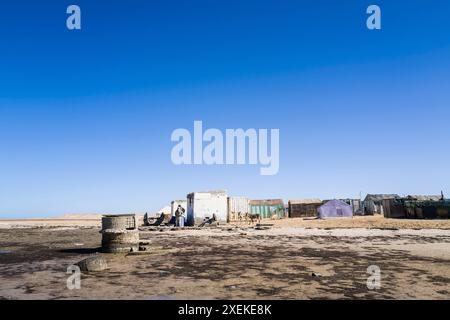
left=0, top=226, right=449, bottom=300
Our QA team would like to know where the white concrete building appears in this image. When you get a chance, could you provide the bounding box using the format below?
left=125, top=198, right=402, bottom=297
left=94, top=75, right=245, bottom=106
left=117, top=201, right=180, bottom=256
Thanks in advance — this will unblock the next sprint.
left=186, top=190, right=228, bottom=225
left=171, top=200, right=187, bottom=216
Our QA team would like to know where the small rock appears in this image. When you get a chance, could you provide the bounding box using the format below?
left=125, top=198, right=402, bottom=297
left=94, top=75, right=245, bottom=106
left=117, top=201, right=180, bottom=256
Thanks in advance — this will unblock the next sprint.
left=225, top=285, right=237, bottom=290
left=168, top=287, right=177, bottom=294
left=76, top=256, right=108, bottom=272
left=311, top=272, right=322, bottom=278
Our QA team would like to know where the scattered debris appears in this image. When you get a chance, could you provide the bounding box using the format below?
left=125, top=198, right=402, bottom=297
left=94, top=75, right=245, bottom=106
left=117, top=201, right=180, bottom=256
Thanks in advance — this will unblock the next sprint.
left=255, top=224, right=273, bottom=230
left=146, top=212, right=173, bottom=227
left=199, top=215, right=219, bottom=228
left=127, top=251, right=154, bottom=256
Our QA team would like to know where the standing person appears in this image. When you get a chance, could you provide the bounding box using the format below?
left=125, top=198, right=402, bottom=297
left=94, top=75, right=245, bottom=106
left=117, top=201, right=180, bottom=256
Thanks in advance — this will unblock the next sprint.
left=144, top=212, right=148, bottom=226
left=180, top=206, right=186, bottom=227
left=175, top=205, right=186, bottom=228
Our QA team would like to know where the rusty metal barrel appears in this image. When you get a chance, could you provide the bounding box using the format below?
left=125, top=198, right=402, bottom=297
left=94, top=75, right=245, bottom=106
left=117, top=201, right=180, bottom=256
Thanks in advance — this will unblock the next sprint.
left=101, top=214, right=139, bottom=253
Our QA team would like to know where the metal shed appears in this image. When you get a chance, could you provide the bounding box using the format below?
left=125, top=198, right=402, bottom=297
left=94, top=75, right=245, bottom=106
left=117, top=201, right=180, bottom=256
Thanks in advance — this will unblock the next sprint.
left=363, top=194, right=399, bottom=215
left=288, top=199, right=322, bottom=218
left=249, top=199, right=285, bottom=219
left=227, top=197, right=250, bottom=222
left=341, top=199, right=362, bottom=215
left=383, top=197, right=450, bottom=219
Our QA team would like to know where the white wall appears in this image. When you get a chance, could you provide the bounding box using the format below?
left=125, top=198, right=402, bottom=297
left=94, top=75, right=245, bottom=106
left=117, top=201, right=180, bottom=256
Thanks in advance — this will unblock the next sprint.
left=187, top=191, right=228, bottom=224
left=171, top=200, right=187, bottom=216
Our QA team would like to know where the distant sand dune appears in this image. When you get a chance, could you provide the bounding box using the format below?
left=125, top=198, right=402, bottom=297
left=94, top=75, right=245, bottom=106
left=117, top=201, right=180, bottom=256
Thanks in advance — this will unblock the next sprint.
left=0, top=213, right=145, bottom=228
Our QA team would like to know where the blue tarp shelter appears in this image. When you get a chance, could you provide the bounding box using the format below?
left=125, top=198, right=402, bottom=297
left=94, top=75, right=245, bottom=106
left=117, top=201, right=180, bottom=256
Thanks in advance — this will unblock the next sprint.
left=317, top=200, right=353, bottom=219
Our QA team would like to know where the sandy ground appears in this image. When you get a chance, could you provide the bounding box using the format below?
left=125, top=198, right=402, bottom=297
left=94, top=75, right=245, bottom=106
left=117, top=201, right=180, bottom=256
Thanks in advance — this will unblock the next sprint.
left=0, top=216, right=449, bottom=300
left=1, top=215, right=450, bottom=230
left=271, top=215, right=450, bottom=230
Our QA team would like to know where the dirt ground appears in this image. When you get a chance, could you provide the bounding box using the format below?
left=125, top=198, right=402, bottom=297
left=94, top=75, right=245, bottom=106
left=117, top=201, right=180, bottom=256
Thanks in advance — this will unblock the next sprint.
left=0, top=216, right=449, bottom=300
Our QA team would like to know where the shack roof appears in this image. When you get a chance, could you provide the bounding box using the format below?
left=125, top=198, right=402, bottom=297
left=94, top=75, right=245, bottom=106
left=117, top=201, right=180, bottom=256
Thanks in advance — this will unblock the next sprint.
left=103, top=214, right=136, bottom=218
left=171, top=199, right=187, bottom=204
left=364, top=194, right=399, bottom=201
left=187, top=190, right=227, bottom=197
left=406, top=195, right=443, bottom=201
left=250, top=199, right=284, bottom=206
left=289, top=199, right=322, bottom=205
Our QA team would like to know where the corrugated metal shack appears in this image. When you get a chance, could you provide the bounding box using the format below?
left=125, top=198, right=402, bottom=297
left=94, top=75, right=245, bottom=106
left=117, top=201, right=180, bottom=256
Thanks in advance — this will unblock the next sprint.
left=288, top=199, right=322, bottom=218
left=341, top=199, right=362, bottom=215
left=383, top=195, right=449, bottom=219
left=227, top=197, right=250, bottom=222
left=363, top=194, right=399, bottom=215
left=249, top=199, right=285, bottom=219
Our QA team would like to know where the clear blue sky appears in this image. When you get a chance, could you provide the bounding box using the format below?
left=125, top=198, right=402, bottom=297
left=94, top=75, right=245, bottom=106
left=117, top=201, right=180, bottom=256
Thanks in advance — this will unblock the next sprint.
left=1, top=1, right=449, bottom=218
